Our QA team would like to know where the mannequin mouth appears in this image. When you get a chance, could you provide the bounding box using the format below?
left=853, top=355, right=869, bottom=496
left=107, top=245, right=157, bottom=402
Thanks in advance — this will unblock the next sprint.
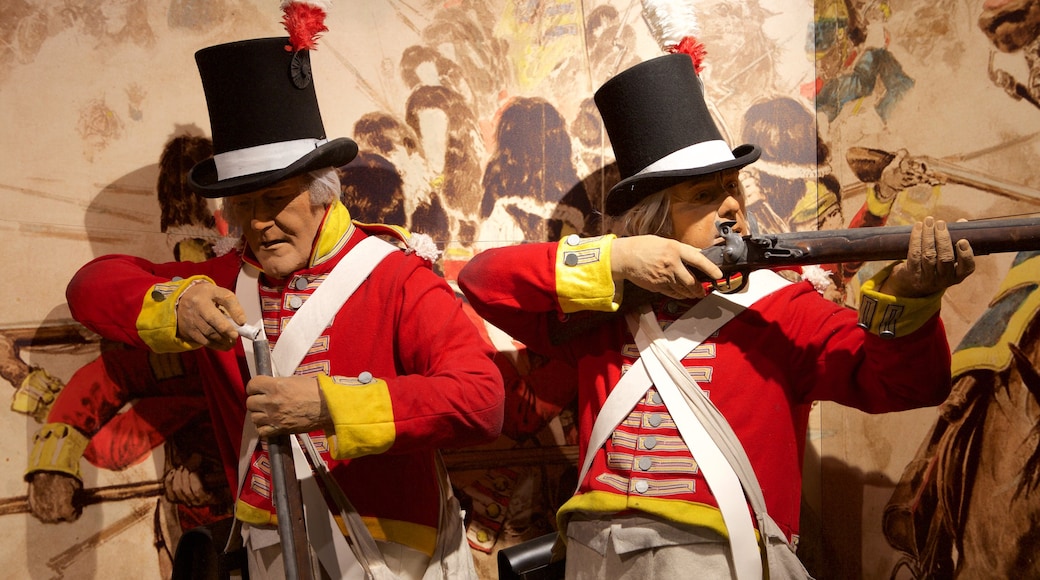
left=259, top=239, right=286, bottom=250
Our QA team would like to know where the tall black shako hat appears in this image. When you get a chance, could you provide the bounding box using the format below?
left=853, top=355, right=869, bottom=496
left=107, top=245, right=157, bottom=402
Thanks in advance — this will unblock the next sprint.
left=188, top=37, right=357, bottom=198
left=594, top=53, right=760, bottom=216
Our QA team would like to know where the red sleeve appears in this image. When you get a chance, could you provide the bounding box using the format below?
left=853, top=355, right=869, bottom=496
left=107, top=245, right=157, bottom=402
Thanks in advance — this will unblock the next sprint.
left=769, top=283, right=953, bottom=411
left=66, top=252, right=241, bottom=347
left=379, top=259, right=506, bottom=451
left=457, top=242, right=578, bottom=359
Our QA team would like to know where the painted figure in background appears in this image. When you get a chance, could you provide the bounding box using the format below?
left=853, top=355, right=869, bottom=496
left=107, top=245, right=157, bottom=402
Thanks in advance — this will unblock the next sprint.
left=417, top=2, right=510, bottom=123
left=66, top=28, right=503, bottom=579
left=13, top=134, right=232, bottom=580
left=405, top=84, right=485, bottom=244
left=885, top=251, right=1040, bottom=578
left=478, top=96, right=591, bottom=246
left=543, top=4, right=642, bottom=99
left=337, top=151, right=408, bottom=228
left=737, top=95, right=947, bottom=306
left=811, top=0, right=916, bottom=123
left=738, top=96, right=824, bottom=231
left=881, top=5, right=1040, bottom=573
left=694, top=0, right=780, bottom=124
left=349, top=112, right=445, bottom=239
left=460, top=53, right=976, bottom=580
left=980, top=0, right=1040, bottom=110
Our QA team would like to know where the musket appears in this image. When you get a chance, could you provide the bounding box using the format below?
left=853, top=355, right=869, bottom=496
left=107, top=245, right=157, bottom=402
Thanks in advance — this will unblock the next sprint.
left=703, top=216, right=1040, bottom=284
left=238, top=323, right=314, bottom=580
left=550, top=216, right=1040, bottom=344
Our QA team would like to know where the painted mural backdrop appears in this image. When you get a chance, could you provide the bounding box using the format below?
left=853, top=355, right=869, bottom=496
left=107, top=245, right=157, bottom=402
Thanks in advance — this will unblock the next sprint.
left=1, top=1, right=1038, bottom=578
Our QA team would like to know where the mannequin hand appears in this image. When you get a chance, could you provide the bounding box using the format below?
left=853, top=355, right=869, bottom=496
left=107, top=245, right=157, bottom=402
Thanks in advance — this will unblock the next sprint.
left=879, top=217, right=975, bottom=297
left=246, top=375, right=332, bottom=438
left=611, top=235, right=724, bottom=300
left=176, top=281, right=246, bottom=350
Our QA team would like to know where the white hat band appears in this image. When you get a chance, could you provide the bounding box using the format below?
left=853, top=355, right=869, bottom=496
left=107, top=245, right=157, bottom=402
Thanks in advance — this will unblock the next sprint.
left=634, top=140, right=735, bottom=177
left=214, top=138, right=328, bottom=180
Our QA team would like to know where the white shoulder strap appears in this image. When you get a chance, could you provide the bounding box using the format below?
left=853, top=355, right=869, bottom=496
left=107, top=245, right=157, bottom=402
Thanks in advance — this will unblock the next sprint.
left=273, top=236, right=398, bottom=375
left=576, top=270, right=792, bottom=580
left=233, top=235, right=400, bottom=579
left=235, top=235, right=397, bottom=488
left=576, top=269, right=791, bottom=492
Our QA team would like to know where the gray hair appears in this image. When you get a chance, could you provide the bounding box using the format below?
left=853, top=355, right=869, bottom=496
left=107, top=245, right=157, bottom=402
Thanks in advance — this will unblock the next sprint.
left=307, top=168, right=340, bottom=206
left=603, top=191, right=674, bottom=238
left=220, top=167, right=341, bottom=229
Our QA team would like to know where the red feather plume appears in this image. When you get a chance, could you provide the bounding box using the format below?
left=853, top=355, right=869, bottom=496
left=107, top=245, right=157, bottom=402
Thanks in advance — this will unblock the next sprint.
left=282, top=1, right=328, bottom=52
left=668, top=36, right=707, bottom=75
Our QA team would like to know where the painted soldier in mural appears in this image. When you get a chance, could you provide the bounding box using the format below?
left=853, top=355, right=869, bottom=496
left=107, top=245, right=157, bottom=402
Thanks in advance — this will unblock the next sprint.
left=478, top=96, right=591, bottom=246
left=336, top=151, right=408, bottom=228
left=811, top=0, right=916, bottom=123
left=65, top=8, right=504, bottom=578
left=460, top=52, right=977, bottom=580
left=884, top=251, right=1040, bottom=578
left=878, top=3, right=1040, bottom=576
left=9, top=134, right=232, bottom=579
left=980, top=0, right=1040, bottom=110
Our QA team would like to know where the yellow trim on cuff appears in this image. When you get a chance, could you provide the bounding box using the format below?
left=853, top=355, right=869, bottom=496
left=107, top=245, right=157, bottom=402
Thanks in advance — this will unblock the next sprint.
left=951, top=252, right=1040, bottom=375
left=137, top=275, right=215, bottom=353
left=556, top=235, right=619, bottom=313
left=25, top=423, right=90, bottom=480
left=235, top=499, right=276, bottom=526
left=319, top=374, right=396, bottom=459
left=858, top=263, right=943, bottom=338
left=557, top=490, right=734, bottom=541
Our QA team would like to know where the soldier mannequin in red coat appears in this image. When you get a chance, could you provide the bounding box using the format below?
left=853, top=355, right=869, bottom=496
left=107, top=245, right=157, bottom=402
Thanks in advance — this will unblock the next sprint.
left=459, top=53, right=975, bottom=580
left=67, top=30, right=503, bottom=580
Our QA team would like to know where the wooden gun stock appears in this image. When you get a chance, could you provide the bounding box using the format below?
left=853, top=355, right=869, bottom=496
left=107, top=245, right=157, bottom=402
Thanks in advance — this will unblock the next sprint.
left=703, top=217, right=1040, bottom=280
left=549, top=217, right=1040, bottom=344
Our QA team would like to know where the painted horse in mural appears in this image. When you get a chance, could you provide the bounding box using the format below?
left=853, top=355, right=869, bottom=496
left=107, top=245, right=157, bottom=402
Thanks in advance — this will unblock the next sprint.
left=883, top=251, right=1040, bottom=578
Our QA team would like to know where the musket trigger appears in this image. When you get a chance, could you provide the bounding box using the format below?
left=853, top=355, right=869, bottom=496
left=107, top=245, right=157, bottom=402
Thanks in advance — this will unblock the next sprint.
left=712, top=273, right=749, bottom=294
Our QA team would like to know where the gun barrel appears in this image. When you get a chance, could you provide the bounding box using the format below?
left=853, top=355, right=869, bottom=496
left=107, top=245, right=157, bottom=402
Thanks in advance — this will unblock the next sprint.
left=253, top=340, right=312, bottom=580
left=709, top=217, right=1040, bottom=275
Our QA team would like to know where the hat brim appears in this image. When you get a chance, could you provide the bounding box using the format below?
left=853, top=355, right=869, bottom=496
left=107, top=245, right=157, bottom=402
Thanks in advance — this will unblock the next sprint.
left=604, top=144, right=761, bottom=216
left=188, top=137, right=359, bottom=198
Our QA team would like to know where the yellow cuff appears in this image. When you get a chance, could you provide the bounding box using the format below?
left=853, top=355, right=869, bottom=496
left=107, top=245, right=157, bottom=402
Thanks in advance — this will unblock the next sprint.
left=319, top=374, right=396, bottom=459
left=137, top=275, right=214, bottom=353
left=858, top=263, right=943, bottom=338
left=555, top=234, right=619, bottom=313
left=235, top=499, right=277, bottom=526
left=25, top=423, right=89, bottom=480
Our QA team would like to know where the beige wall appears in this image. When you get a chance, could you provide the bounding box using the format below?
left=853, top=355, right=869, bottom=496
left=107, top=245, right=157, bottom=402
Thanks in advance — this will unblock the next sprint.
left=1, top=1, right=1038, bottom=578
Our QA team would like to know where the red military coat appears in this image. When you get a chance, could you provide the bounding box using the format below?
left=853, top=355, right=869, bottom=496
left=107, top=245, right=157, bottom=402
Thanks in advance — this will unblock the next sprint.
left=67, top=202, right=504, bottom=555
left=458, top=235, right=953, bottom=543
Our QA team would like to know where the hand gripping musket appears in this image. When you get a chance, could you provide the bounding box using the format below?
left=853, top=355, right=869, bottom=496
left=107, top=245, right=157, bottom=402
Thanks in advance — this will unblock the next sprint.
left=702, top=217, right=1040, bottom=288
left=236, top=322, right=314, bottom=580
left=549, top=216, right=1040, bottom=344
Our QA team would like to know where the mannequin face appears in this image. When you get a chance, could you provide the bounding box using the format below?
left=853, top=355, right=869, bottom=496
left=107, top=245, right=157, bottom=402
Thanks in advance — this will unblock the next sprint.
left=665, top=169, right=748, bottom=249
left=224, top=175, right=328, bottom=279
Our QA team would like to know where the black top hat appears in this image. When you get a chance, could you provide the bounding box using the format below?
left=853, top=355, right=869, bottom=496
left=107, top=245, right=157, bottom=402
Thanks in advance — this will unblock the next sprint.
left=188, top=38, right=358, bottom=198
left=594, top=53, right=761, bottom=216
